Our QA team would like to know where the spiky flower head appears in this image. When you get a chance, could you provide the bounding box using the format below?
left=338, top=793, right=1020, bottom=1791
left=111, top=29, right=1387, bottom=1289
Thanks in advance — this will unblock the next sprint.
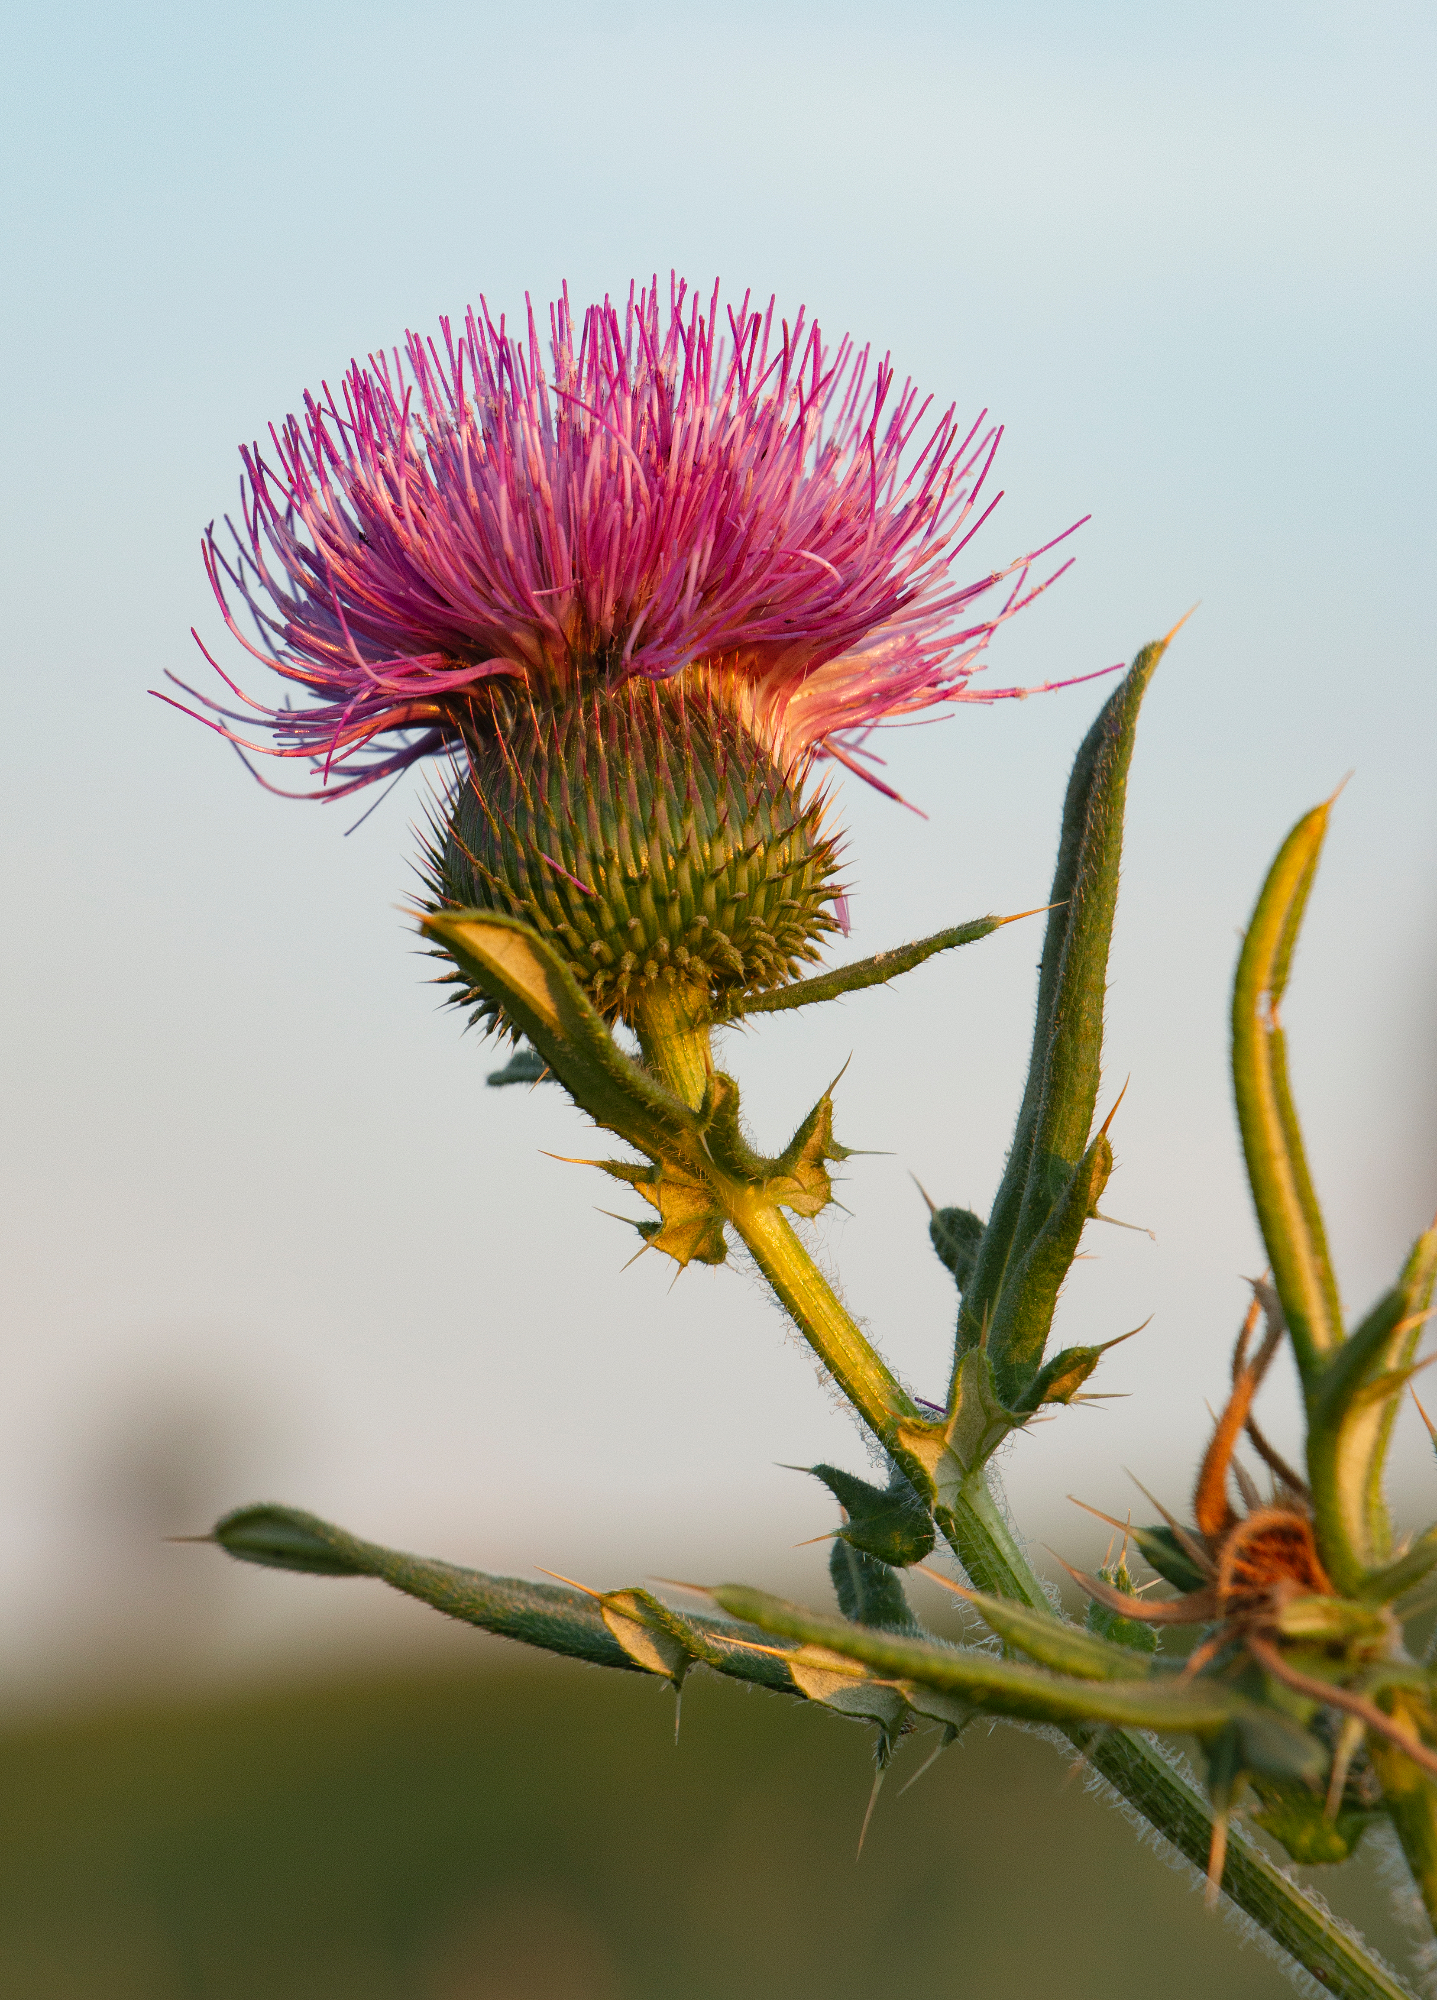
left=172, top=278, right=1088, bottom=1031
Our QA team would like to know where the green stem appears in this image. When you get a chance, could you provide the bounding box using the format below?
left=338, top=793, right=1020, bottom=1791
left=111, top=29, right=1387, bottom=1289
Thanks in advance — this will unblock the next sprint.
left=943, top=1468, right=1411, bottom=1999
left=1370, top=1733, right=1437, bottom=1938
left=744, top=1215, right=1412, bottom=2000
left=936, top=1476, right=1050, bottom=1610
left=733, top=1197, right=920, bottom=1437
left=631, top=981, right=714, bottom=1109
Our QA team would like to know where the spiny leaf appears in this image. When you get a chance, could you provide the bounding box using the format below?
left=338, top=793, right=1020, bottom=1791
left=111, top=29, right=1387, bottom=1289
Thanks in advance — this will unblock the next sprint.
left=718, top=915, right=1006, bottom=1018
left=209, top=1504, right=804, bottom=1687
left=420, top=908, right=698, bottom=1164
left=708, top=1582, right=1268, bottom=1737
left=928, top=1205, right=984, bottom=1291
left=986, top=1131, right=1113, bottom=1405
left=1085, top=1559, right=1160, bottom=1656
left=829, top=1539, right=921, bottom=1632
left=960, top=641, right=1165, bottom=1358
left=805, top=1463, right=935, bottom=1568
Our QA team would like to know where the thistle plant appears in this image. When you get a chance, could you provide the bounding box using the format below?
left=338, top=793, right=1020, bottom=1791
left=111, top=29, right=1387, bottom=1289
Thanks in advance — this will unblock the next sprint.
left=168, top=279, right=1437, bottom=1999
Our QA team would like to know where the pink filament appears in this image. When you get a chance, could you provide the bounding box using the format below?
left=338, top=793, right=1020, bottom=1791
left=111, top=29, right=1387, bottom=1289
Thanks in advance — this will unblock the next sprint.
left=168, top=277, right=1094, bottom=799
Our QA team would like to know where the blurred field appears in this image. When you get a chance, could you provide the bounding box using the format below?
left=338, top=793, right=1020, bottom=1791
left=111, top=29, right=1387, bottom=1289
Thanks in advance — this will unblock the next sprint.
left=0, top=1648, right=1416, bottom=1999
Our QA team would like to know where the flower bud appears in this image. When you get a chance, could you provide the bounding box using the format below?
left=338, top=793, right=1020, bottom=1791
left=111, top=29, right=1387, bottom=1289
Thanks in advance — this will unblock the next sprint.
left=428, top=680, right=842, bottom=1031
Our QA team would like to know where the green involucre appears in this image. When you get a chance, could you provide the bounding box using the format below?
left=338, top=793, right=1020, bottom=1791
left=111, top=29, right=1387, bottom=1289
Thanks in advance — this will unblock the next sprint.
left=429, top=682, right=842, bottom=1030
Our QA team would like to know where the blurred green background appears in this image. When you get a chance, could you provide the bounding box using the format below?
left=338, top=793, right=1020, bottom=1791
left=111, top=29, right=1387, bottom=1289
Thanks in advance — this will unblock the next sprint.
left=0, top=1637, right=1418, bottom=1999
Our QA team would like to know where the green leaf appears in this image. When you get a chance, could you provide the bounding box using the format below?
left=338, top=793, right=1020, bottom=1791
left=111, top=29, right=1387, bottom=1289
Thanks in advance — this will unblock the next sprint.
left=213, top=1504, right=639, bottom=1669
left=1230, top=803, right=1343, bottom=1381
left=709, top=1584, right=1258, bottom=1738
left=420, top=909, right=698, bottom=1164
left=1085, top=1560, right=1159, bottom=1656
left=928, top=1205, right=984, bottom=1291
left=828, top=1540, right=921, bottom=1632
left=1310, top=1221, right=1437, bottom=1591
left=956, top=1576, right=1158, bottom=1679
left=805, top=1463, right=935, bottom=1568
left=986, top=1130, right=1113, bottom=1404
left=1361, top=1525, right=1437, bottom=1607
left=718, top=915, right=1005, bottom=1019
left=209, top=1505, right=800, bottom=1689
left=485, top=1043, right=552, bottom=1087
left=1131, top=1524, right=1210, bottom=1595
left=959, top=641, right=1165, bottom=1365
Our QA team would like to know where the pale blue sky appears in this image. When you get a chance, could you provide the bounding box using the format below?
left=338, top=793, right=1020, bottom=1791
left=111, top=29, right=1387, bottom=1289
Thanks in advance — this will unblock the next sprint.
left=1, top=0, right=1433, bottom=1683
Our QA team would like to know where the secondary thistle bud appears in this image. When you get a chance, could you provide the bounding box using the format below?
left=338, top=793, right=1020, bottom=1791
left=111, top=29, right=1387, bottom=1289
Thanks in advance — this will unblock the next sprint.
left=427, top=681, right=842, bottom=1030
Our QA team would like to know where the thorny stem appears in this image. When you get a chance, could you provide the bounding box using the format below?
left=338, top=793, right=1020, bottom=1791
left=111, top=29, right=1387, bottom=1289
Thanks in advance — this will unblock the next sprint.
left=626, top=1001, right=1416, bottom=1997
left=736, top=1201, right=1414, bottom=2000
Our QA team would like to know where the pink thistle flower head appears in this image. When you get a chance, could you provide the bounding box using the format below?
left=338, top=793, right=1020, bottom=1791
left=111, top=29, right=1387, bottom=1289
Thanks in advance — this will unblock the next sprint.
left=175, top=276, right=1087, bottom=804
left=170, top=278, right=1099, bottom=1039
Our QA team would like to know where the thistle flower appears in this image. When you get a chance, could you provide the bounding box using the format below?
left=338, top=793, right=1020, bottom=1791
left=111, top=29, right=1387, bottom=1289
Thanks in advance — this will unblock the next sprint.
left=169, top=277, right=1094, bottom=1034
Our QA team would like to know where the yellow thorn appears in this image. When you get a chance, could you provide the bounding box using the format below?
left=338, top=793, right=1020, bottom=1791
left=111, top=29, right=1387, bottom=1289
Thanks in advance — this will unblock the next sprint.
left=912, top=1563, right=976, bottom=1602
left=1205, top=1812, right=1229, bottom=1911
left=896, top=1734, right=953, bottom=1796
left=533, top=1565, right=605, bottom=1601
left=856, top=1763, right=885, bottom=1861
left=995, top=901, right=1067, bottom=927
left=1161, top=603, right=1200, bottom=648
left=1091, top=1211, right=1157, bottom=1241
left=909, top=1173, right=938, bottom=1217
left=1067, top=1496, right=1133, bottom=1535
left=1098, top=1075, right=1131, bottom=1137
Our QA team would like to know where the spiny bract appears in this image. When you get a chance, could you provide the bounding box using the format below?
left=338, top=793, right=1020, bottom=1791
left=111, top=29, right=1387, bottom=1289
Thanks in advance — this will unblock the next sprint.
left=427, top=681, right=842, bottom=1031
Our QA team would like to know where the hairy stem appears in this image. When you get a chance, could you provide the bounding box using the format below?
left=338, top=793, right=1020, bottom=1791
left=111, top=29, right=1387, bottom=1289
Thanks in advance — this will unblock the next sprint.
left=732, top=1196, right=921, bottom=1437
left=1371, top=1730, right=1437, bottom=1939
left=631, top=982, right=714, bottom=1109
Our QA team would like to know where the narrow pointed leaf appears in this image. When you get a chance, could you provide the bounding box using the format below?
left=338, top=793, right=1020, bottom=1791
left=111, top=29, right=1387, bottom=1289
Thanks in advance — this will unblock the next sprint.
left=1311, top=1222, right=1437, bottom=1589
left=709, top=1583, right=1256, bottom=1735
left=960, top=641, right=1165, bottom=1354
left=718, top=915, right=1003, bottom=1019
left=1230, top=805, right=1342, bottom=1379
left=950, top=1579, right=1157, bottom=1680
left=211, top=1504, right=798, bottom=1689
left=807, top=1463, right=935, bottom=1567
left=987, top=1132, right=1113, bottom=1402
left=421, top=908, right=697, bottom=1161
